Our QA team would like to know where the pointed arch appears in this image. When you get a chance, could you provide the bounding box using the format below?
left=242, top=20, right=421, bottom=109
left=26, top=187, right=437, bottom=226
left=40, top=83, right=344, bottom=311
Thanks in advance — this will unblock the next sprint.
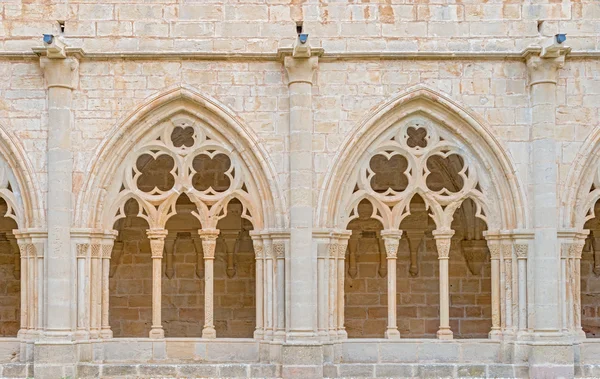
left=74, top=85, right=284, bottom=231
left=317, top=84, right=526, bottom=231
left=562, top=128, right=600, bottom=229
left=0, top=123, right=44, bottom=228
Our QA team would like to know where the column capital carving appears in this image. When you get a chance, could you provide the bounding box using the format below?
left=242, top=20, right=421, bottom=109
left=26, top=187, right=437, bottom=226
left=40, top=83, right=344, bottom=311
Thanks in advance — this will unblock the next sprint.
left=273, top=242, right=285, bottom=259
left=76, top=243, right=89, bottom=258
left=39, top=56, right=79, bottom=90
left=380, top=229, right=403, bottom=259
left=102, top=243, right=113, bottom=259
left=525, top=48, right=568, bottom=86
left=433, top=229, right=455, bottom=259
left=284, top=56, right=318, bottom=85
left=252, top=238, right=264, bottom=259
left=570, top=240, right=585, bottom=259
left=501, top=244, right=512, bottom=261
left=198, top=229, right=220, bottom=259
left=515, top=243, right=528, bottom=260
left=147, top=229, right=167, bottom=259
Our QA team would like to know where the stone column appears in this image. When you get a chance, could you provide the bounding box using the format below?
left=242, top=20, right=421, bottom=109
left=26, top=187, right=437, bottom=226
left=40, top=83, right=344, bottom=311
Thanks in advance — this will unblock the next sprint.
left=90, top=244, right=102, bottom=339
left=284, top=40, right=318, bottom=339
left=526, top=46, right=568, bottom=333
left=502, top=241, right=515, bottom=335
left=571, top=236, right=586, bottom=338
left=15, top=239, right=28, bottom=339
left=337, top=236, right=350, bottom=339
left=560, top=243, right=570, bottom=332
left=433, top=229, right=454, bottom=340
left=75, top=243, right=89, bottom=340
left=250, top=233, right=264, bottom=340
left=515, top=243, right=529, bottom=333
left=199, top=228, right=219, bottom=339
left=273, top=240, right=286, bottom=340
left=486, top=235, right=502, bottom=339
left=40, top=49, right=79, bottom=338
left=380, top=230, right=402, bottom=339
left=147, top=229, right=167, bottom=339
left=328, top=240, right=337, bottom=339
left=101, top=238, right=115, bottom=338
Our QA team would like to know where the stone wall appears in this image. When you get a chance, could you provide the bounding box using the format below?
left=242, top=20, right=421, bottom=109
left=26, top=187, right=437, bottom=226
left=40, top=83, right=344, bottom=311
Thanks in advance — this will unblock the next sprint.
left=110, top=200, right=255, bottom=338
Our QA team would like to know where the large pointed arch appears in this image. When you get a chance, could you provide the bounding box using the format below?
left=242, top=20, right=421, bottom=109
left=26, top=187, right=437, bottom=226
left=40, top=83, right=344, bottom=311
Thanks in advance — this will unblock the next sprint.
left=316, top=85, right=526, bottom=231
left=0, top=122, right=44, bottom=228
left=74, top=85, right=285, bottom=231
left=562, top=128, right=600, bottom=229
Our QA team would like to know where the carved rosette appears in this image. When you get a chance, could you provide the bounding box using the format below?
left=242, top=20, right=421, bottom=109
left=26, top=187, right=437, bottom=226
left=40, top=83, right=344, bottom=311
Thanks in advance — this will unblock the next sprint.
left=273, top=242, right=285, bottom=259
left=91, top=244, right=102, bottom=259
left=199, top=230, right=219, bottom=259
left=435, top=239, right=451, bottom=259
left=514, top=244, right=528, bottom=260
left=76, top=243, right=89, bottom=258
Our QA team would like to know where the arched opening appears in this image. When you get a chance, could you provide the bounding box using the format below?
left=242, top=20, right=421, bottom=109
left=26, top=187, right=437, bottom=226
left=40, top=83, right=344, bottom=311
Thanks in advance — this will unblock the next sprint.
left=0, top=198, right=19, bottom=336
left=582, top=200, right=600, bottom=337
left=215, top=199, right=255, bottom=338
left=110, top=198, right=151, bottom=337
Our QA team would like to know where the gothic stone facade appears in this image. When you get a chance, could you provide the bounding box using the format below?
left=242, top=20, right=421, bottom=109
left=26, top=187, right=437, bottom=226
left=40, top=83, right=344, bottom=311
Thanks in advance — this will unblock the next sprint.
left=0, top=1, right=600, bottom=378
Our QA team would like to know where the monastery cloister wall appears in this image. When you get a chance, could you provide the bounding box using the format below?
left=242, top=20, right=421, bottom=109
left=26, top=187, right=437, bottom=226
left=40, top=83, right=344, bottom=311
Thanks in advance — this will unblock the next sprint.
left=0, top=1, right=599, bottom=378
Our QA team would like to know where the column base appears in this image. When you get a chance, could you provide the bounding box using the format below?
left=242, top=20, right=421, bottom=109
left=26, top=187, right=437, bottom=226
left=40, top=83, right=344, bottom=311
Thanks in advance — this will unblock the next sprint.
left=202, top=326, right=216, bottom=339
left=573, top=328, right=587, bottom=340
left=100, top=328, right=113, bottom=339
left=337, top=329, right=348, bottom=340
left=74, top=330, right=90, bottom=341
left=274, top=330, right=286, bottom=342
left=489, top=328, right=502, bottom=340
left=437, top=328, right=453, bottom=340
left=385, top=328, right=401, bottom=339
left=253, top=329, right=264, bottom=340
left=149, top=327, right=164, bottom=339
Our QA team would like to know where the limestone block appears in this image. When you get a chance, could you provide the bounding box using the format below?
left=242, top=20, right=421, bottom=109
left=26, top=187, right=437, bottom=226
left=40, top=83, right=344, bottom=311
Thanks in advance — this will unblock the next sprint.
left=250, top=364, right=279, bottom=378
left=103, top=341, right=152, bottom=361
left=416, top=364, right=456, bottom=378
left=206, top=342, right=258, bottom=362
left=101, top=364, right=138, bottom=377
left=375, top=364, right=415, bottom=377
left=138, top=364, right=177, bottom=377
left=457, top=364, right=486, bottom=378
left=219, top=364, right=249, bottom=377
left=379, top=343, right=418, bottom=363
left=338, top=363, right=375, bottom=377
left=76, top=364, right=100, bottom=378
left=461, top=343, right=500, bottom=363
left=178, top=364, right=218, bottom=377
left=341, top=342, right=378, bottom=363
left=417, top=342, right=460, bottom=363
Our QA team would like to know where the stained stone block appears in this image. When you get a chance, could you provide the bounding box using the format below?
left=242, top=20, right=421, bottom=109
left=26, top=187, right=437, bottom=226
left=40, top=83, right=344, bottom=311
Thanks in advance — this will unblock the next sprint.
left=375, top=363, right=415, bottom=377
left=249, top=364, right=278, bottom=377
left=456, top=364, right=486, bottom=377
left=418, top=342, right=460, bottom=363
left=416, top=364, right=456, bottom=378
left=341, top=342, right=378, bottom=363
left=338, top=363, right=375, bottom=377
left=76, top=364, right=100, bottom=378
left=101, top=364, right=139, bottom=377
left=206, top=342, right=258, bottom=362
left=138, top=364, right=177, bottom=376
left=178, top=364, right=218, bottom=377
left=219, top=363, right=249, bottom=377
left=461, top=343, right=500, bottom=363
left=379, top=343, right=419, bottom=363
left=2, top=363, right=27, bottom=378
left=487, top=364, right=515, bottom=378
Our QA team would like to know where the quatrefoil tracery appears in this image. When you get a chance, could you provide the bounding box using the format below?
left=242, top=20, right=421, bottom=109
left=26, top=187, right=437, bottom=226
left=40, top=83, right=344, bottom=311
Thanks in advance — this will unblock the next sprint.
left=111, top=116, right=256, bottom=229
left=346, top=118, right=488, bottom=230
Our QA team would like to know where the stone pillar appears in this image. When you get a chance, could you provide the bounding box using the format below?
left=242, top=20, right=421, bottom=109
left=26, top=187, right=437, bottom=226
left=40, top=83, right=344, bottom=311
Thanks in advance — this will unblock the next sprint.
left=75, top=243, right=89, bottom=340
left=101, top=238, right=115, bottom=338
left=147, top=229, right=167, bottom=339
left=526, top=46, right=568, bottom=334
left=15, top=239, right=28, bottom=339
left=571, top=235, right=587, bottom=338
left=560, top=242, right=570, bottom=332
left=337, top=235, right=350, bottom=339
left=502, top=241, right=515, bottom=335
left=485, top=234, right=502, bottom=339
left=273, top=239, right=286, bottom=340
left=199, top=228, right=219, bottom=339
left=380, top=230, right=402, bottom=339
left=317, top=238, right=328, bottom=339
left=39, top=49, right=79, bottom=338
left=515, top=242, right=529, bottom=334
left=328, top=239, right=337, bottom=339
left=433, top=229, right=454, bottom=340
left=284, top=39, right=318, bottom=339
left=250, top=233, right=264, bottom=340
left=90, top=244, right=101, bottom=339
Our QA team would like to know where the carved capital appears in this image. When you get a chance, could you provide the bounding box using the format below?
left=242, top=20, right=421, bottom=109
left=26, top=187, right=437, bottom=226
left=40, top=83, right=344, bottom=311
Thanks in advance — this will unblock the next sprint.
left=147, top=229, right=167, bottom=259
left=487, top=244, right=501, bottom=260
left=501, top=244, right=512, bottom=261
left=329, top=242, right=338, bottom=259
left=252, top=240, right=264, bottom=259
left=570, top=240, right=585, bottom=260
left=40, top=56, right=79, bottom=90
left=102, top=243, right=113, bottom=259
left=433, top=229, right=454, bottom=259
left=76, top=243, right=89, bottom=258
left=90, top=244, right=102, bottom=258
left=526, top=52, right=566, bottom=86
left=337, top=240, right=349, bottom=259
left=380, top=230, right=402, bottom=259
left=273, top=242, right=285, bottom=259
left=198, top=229, right=220, bottom=259
left=284, top=56, right=318, bottom=85
left=515, top=244, right=528, bottom=260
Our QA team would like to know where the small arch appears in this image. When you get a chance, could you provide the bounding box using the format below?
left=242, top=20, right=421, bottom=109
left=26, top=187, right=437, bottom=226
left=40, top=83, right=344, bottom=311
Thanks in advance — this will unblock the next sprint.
left=317, top=84, right=526, bottom=232
left=74, top=85, right=285, bottom=231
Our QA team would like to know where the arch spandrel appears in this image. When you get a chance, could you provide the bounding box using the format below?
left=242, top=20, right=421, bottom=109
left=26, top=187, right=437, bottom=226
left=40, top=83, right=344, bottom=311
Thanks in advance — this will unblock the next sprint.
left=74, top=86, right=284, bottom=231
left=317, top=85, right=526, bottom=232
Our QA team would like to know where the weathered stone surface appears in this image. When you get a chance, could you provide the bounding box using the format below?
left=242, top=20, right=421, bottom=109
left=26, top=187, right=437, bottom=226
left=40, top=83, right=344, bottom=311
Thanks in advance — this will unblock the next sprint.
left=178, top=364, right=219, bottom=377
left=101, top=364, right=139, bottom=377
